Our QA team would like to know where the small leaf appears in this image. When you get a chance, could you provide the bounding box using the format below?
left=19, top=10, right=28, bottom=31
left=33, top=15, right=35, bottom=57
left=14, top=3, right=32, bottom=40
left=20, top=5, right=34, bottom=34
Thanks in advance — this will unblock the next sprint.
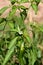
left=31, top=3, right=38, bottom=14
left=37, top=49, right=41, bottom=58
left=0, top=7, right=8, bottom=15
left=19, top=0, right=28, bottom=3
left=18, top=5, right=27, bottom=10
left=35, top=0, right=40, bottom=5
left=13, top=16, right=25, bottom=29
left=19, top=41, right=24, bottom=65
left=8, top=37, right=18, bottom=49
left=9, top=6, right=17, bottom=16
left=0, top=18, right=4, bottom=24
left=10, top=0, right=16, bottom=4
left=23, top=30, right=31, bottom=43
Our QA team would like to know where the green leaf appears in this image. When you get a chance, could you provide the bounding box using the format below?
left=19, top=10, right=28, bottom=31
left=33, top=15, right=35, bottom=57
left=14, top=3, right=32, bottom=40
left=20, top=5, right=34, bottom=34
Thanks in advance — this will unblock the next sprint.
left=20, top=42, right=24, bottom=52
left=0, top=18, right=4, bottom=24
left=10, top=0, right=16, bottom=4
left=30, top=0, right=34, bottom=2
left=39, top=25, right=43, bottom=32
left=0, top=21, right=6, bottom=30
left=2, top=46, right=14, bottom=65
left=35, top=0, right=40, bottom=4
left=19, top=0, right=28, bottom=3
left=8, top=21, right=14, bottom=29
left=37, top=49, right=42, bottom=58
left=10, top=6, right=17, bottom=16
left=27, top=48, right=37, bottom=65
left=14, top=16, right=25, bottom=29
left=19, top=41, right=24, bottom=65
left=23, top=30, right=31, bottom=43
left=2, top=37, right=18, bottom=65
left=6, top=6, right=17, bottom=21
left=29, top=50, right=37, bottom=65
left=0, top=7, right=8, bottom=15
left=31, top=3, right=38, bottom=14
left=18, top=5, right=27, bottom=10
left=8, top=37, right=18, bottom=49
left=30, top=22, right=43, bottom=32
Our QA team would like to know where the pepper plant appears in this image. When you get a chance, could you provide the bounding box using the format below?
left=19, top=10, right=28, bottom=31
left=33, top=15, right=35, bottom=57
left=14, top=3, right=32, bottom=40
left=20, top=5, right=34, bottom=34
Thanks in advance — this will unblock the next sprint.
left=0, top=0, right=43, bottom=65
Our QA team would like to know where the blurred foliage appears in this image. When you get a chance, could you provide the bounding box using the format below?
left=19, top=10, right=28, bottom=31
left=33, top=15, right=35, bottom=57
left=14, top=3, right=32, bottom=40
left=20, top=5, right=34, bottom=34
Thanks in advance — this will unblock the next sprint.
left=0, top=0, right=43, bottom=65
